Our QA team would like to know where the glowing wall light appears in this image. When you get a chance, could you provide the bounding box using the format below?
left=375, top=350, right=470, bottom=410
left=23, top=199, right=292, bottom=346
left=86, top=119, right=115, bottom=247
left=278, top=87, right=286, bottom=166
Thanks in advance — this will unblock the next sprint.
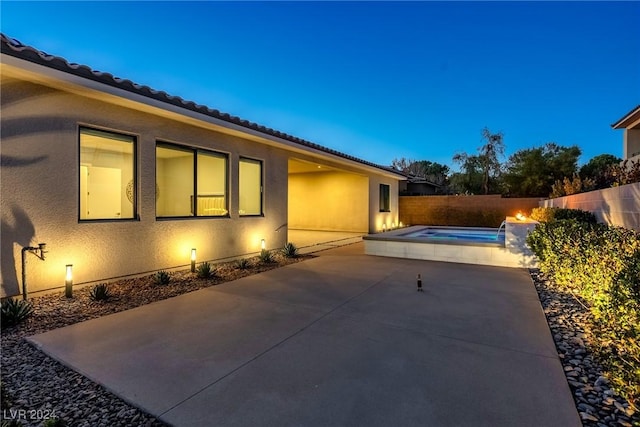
left=191, top=248, right=197, bottom=273
left=65, top=264, right=73, bottom=298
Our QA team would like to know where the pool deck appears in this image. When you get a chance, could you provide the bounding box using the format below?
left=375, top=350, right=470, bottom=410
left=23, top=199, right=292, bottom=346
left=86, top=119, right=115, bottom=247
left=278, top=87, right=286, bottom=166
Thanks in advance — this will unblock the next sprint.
left=364, top=224, right=538, bottom=268
left=28, top=242, right=577, bottom=426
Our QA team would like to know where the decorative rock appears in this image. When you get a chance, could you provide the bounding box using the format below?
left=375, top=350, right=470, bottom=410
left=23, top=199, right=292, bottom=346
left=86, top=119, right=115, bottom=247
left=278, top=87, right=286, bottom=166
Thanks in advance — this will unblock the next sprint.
left=580, top=412, right=599, bottom=421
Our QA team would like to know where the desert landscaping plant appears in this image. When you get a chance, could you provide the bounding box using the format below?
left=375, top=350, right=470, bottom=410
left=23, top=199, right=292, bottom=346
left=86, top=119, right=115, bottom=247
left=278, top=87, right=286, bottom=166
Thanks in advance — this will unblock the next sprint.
left=196, top=261, right=214, bottom=278
left=154, top=270, right=171, bottom=286
left=235, top=258, right=250, bottom=270
left=89, top=283, right=112, bottom=301
left=259, top=249, right=274, bottom=264
left=1, top=298, right=33, bottom=328
left=281, top=242, right=298, bottom=258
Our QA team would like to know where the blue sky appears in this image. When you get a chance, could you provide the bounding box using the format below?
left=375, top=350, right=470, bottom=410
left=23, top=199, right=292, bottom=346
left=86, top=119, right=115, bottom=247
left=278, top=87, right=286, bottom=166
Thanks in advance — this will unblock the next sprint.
left=2, top=1, right=639, bottom=170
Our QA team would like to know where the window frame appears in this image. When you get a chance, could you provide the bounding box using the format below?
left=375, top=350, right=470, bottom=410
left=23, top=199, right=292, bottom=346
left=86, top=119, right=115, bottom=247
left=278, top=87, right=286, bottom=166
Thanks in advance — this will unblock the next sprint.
left=155, top=141, right=229, bottom=219
left=379, top=183, right=391, bottom=212
left=78, top=125, right=138, bottom=222
left=238, top=156, right=264, bottom=217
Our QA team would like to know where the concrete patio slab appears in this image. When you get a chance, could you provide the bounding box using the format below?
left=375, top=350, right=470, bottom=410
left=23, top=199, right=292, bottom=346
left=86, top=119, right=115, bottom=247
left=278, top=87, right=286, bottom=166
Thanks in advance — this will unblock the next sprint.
left=27, top=242, right=580, bottom=427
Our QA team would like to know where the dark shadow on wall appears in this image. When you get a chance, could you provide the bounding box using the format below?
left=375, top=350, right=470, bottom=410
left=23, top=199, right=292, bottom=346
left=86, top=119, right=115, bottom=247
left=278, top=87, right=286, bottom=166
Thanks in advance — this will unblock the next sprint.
left=1, top=154, right=48, bottom=167
left=1, top=207, right=36, bottom=297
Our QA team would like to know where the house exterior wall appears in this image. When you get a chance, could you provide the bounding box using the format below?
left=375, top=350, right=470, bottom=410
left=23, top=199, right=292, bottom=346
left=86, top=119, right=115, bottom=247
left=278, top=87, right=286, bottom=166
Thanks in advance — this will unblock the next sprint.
left=1, top=78, right=290, bottom=297
left=540, top=183, right=640, bottom=230
left=624, top=128, right=640, bottom=161
left=288, top=171, right=369, bottom=232
left=369, top=175, right=399, bottom=232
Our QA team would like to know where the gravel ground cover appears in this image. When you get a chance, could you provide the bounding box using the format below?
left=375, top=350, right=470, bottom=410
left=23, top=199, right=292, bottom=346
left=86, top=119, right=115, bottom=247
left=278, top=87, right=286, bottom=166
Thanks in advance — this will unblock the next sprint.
left=1, top=253, right=311, bottom=427
left=531, top=269, right=639, bottom=427
left=2, top=254, right=638, bottom=427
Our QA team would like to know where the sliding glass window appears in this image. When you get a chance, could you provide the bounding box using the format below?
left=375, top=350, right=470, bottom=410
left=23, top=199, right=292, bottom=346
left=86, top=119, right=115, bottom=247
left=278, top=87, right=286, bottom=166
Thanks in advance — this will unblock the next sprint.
left=79, top=127, right=136, bottom=220
left=239, top=158, right=263, bottom=216
left=156, top=143, right=228, bottom=218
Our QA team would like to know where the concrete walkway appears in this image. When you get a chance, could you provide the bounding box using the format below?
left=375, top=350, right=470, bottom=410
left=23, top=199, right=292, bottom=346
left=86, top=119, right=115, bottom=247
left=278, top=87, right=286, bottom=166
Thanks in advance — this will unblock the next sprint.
left=28, top=243, right=580, bottom=427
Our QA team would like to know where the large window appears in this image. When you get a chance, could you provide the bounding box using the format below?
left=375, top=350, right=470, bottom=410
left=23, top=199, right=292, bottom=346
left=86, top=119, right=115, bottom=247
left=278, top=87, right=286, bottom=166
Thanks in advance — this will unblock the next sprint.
left=156, top=143, right=228, bottom=217
left=379, top=184, right=390, bottom=212
left=79, top=127, right=136, bottom=220
left=239, top=158, right=263, bottom=216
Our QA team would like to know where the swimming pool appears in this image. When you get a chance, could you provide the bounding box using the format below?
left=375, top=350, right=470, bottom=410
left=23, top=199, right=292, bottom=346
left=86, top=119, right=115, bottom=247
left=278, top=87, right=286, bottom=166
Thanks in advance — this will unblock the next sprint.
left=402, top=227, right=505, bottom=244
left=363, top=220, right=538, bottom=268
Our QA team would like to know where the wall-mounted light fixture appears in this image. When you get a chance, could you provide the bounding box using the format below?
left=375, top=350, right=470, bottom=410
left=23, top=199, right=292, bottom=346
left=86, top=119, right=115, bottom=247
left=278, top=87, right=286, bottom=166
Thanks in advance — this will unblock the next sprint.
left=261, top=239, right=266, bottom=250
left=65, top=264, right=73, bottom=298
left=191, top=248, right=197, bottom=273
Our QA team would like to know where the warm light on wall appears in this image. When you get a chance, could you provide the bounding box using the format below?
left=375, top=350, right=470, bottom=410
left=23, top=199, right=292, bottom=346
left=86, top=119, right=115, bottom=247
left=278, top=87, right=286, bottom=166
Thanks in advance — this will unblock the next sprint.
left=191, top=248, right=197, bottom=273
left=65, top=264, right=73, bottom=298
left=382, top=223, right=387, bottom=232
left=261, top=239, right=266, bottom=250
left=399, top=221, right=404, bottom=228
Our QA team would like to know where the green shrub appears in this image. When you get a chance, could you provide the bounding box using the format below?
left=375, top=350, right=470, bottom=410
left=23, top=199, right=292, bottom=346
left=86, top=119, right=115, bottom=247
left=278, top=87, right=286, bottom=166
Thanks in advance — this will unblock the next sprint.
left=196, top=261, right=214, bottom=278
left=154, top=270, right=171, bottom=286
left=530, top=207, right=597, bottom=224
left=527, top=220, right=640, bottom=402
left=281, top=242, right=298, bottom=258
left=89, top=283, right=111, bottom=301
left=1, top=298, right=33, bottom=328
left=235, top=258, right=250, bottom=270
left=259, top=249, right=274, bottom=263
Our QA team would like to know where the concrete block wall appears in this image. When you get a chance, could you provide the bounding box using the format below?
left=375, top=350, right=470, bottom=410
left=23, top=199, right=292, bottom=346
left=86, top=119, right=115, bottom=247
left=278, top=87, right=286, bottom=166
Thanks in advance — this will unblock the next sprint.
left=540, top=182, right=640, bottom=230
left=399, top=195, right=542, bottom=227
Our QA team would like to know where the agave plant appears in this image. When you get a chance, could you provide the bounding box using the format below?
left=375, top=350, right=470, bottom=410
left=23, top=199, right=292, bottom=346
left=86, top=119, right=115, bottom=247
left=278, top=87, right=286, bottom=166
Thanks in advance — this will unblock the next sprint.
left=196, top=261, right=214, bottom=278
left=235, top=258, right=250, bottom=270
left=1, top=298, right=33, bottom=328
left=281, top=242, right=298, bottom=258
left=259, top=249, right=274, bottom=264
left=154, top=270, right=171, bottom=286
left=89, top=283, right=111, bottom=301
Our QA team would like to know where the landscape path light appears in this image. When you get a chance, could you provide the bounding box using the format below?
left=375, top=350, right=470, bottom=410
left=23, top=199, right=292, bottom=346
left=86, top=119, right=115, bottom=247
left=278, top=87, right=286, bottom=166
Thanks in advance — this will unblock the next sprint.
left=65, top=264, right=73, bottom=298
left=191, top=248, right=197, bottom=273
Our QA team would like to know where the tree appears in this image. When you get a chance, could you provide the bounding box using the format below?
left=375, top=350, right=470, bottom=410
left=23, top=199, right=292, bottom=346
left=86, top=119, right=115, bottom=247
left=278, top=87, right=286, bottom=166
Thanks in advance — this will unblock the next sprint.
left=452, top=127, right=504, bottom=194
left=579, top=153, right=622, bottom=189
left=502, top=143, right=581, bottom=197
left=390, top=158, right=450, bottom=187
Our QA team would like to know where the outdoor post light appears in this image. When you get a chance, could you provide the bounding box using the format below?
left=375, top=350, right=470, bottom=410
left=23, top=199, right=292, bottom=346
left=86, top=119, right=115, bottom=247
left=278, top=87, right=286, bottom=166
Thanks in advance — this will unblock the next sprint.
left=65, top=264, right=73, bottom=298
left=261, top=239, right=266, bottom=250
left=191, top=248, right=197, bottom=273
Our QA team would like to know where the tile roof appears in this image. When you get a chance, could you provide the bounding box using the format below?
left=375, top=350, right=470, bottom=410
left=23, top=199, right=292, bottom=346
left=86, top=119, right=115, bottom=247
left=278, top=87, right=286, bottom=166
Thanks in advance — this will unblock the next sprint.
left=1, top=33, right=403, bottom=177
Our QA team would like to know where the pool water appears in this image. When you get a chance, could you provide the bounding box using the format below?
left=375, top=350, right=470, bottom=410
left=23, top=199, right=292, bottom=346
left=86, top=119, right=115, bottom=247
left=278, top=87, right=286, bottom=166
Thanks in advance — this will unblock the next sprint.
left=402, top=227, right=505, bottom=243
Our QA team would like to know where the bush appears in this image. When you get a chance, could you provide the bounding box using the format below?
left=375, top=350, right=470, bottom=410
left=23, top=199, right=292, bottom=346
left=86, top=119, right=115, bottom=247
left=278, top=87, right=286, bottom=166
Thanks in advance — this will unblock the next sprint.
left=259, top=249, right=274, bottom=264
left=1, top=298, right=33, bottom=328
left=527, top=220, right=640, bottom=403
left=43, top=418, right=67, bottom=427
left=154, top=270, right=171, bottom=286
left=89, top=283, right=111, bottom=301
left=530, top=207, right=597, bottom=224
left=281, top=242, right=298, bottom=258
left=196, top=261, right=214, bottom=278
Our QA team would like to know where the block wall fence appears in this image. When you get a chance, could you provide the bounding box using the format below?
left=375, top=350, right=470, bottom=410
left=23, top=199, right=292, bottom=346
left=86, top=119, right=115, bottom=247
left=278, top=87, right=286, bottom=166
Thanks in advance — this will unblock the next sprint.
left=540, top=182, right=640, bottom=231
left=398, top=195, right=542, bottom=228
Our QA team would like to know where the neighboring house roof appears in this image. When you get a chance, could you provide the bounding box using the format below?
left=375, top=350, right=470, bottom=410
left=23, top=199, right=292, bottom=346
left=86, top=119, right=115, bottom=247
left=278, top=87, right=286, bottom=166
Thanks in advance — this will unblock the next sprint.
left=0, top=33, right=404, bottom=178
left=611, top=104, right=640, bottom=129
left=394, top=171, right=441, bottom=187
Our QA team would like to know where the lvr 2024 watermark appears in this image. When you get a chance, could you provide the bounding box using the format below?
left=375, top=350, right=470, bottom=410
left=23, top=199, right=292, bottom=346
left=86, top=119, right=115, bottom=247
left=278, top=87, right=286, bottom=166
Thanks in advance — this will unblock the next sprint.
left=2, top=408, right=58, bottom=421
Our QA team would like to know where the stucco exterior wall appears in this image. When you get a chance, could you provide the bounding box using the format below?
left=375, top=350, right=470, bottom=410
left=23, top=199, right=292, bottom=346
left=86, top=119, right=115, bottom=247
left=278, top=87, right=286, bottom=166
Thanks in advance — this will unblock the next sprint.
left=1, top=78, right=290, bottom=297
left=369, top=175, right=400, bottom=233
left=540, top=183, right=640, bottom=230
left=288, top=171, right=369, bottom=232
